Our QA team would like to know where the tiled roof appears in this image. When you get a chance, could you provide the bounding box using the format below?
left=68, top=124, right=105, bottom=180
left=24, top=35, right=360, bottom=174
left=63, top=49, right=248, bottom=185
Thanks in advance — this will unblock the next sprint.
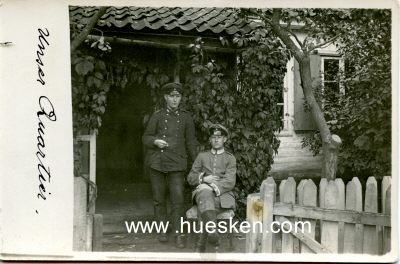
left=69, top=6, right=261, bottom=35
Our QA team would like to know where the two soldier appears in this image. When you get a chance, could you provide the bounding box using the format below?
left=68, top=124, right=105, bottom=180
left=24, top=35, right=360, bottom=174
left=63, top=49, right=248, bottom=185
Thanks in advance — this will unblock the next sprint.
left=143, top=82, right=236, bottom=250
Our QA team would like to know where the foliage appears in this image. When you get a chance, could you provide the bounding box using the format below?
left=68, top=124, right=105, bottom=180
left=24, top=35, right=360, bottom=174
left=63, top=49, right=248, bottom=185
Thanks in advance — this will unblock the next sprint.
left=71, top=40, right=170, bottom=176
left=300, top=9, right=391, bottom=176
left=71, top=11, right=289, bottom=219
left=182, top=37, right=289, bottom=218
left=239, top=8, right=391, bottom=177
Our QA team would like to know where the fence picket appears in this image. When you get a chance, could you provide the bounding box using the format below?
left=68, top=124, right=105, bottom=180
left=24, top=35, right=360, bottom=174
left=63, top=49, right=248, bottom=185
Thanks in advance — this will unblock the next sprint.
left=279, top=179, right=287, bottom=202
left=343, top=177, right=363, bottom=253
left=319, top=178, right=328, bottom=208
left=335, top=179, right=345, bottom=253
left=249, top=175, right=391, bottom=255
left=297, top=180, right=306, bottom=207
left=260, top=177, right=276, bottom=253
left=246, top=193, right=263, bottom=253
left=321, top=180, right=340, bottom=253
left=298, top=179, right=317, bottom=253
left=294, top=179, right=307, bottom=254
left=383, top=184, right=391, bottom=254
left=280, top=177, right=296, bottom=253
left=381, top=176, right=391, bottom=214
left=363, top=176, right=378, bottom=254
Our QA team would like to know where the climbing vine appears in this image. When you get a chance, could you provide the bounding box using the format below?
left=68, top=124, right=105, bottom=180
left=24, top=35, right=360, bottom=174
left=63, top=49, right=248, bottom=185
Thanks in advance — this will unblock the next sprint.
left=71, top=32, right=289, bottom=218
left=182, top=36, right=289, bottom=218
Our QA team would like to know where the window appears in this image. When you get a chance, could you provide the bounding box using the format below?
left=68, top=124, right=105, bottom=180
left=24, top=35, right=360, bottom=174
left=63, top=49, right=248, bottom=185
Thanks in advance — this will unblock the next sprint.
left=321, top=57, right=344, bottom=102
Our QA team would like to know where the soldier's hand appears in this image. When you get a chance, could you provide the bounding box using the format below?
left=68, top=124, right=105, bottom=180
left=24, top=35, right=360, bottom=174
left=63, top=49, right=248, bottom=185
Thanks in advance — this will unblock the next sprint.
left=154, top=139, right=169, bottom=149
left=202, top=175, right=219, bottom=183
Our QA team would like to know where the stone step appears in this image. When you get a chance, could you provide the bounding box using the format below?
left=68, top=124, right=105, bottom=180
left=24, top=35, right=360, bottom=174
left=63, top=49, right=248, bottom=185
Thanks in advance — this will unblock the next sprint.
left=268, top=170, right=322, bottom=180
left=270, top=160, right=322, bottom=172
left=278, top=141, right=306, bottom=148
left=278, top=136, right=308, bottom=143
left=273, top=155, right=322, bottom=164
left=274, top=148, right=319, bottom=156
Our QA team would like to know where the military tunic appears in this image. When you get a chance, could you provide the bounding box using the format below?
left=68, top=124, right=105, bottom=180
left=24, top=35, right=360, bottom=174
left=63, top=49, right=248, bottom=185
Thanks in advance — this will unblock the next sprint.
left=143, top=108, right=198, bottom=172
left=187, top=149, right=237, bottom=212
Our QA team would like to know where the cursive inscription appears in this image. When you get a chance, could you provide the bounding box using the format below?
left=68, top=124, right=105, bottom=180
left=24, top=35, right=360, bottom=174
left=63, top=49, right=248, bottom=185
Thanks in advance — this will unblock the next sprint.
left=35, top=28, right=55, bottom=214
left=36, top=96, right=56, bottom=207
left=36, top=28, right=50, bottom=85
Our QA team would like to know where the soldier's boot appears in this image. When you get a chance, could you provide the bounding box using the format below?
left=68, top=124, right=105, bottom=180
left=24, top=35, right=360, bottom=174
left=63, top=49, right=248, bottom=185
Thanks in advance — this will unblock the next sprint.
left=201, top=210, right=220, bottom=247
left=195, top=233, right=206, bottom=253
left=155, top=207, right=168, bottom=243
left=175, top=234, right=186, bottom=248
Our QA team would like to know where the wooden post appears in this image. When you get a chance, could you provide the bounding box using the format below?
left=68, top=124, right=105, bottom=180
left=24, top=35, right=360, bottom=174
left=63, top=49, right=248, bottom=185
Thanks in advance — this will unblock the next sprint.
left=246, top=193, right=263, bottom=253
left=322, top=134, right=342, bottom=180
left=321, top=180, right=340, bottom=253
left=89, top=132, right=97, bottom=213
left=86, top=132, right=97, bottom=251
left=344, top=177, right=363, bottom=253
left=279, top=177, right=296, bottom=253
left=73, top=177, right=87, bottom=251
left=260, top=177, right=276, bottom=253
left=76, top=132, right=97, bottom=252
left=363, top=176, right=378, bottom=254
left=298, top=179, right=317, bottom=253
left=92, top=214, right=103, bottom=251
left=382, top=184, right=391, bottom=254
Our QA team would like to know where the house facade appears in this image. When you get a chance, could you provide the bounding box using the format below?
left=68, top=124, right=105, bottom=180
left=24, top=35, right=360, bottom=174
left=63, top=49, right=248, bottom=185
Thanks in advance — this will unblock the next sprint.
left=269, top=31, right=341, bottom=179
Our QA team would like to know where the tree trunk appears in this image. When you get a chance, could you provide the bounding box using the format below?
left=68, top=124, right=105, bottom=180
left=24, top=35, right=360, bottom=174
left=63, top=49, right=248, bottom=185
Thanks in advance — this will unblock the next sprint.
left=266, top=9, right=343, bottom=179
left=298, top=57, right=342, bottom=179
left=71, top=7, right=108, bottom=52
left=322, top=135, right=342, bottom=180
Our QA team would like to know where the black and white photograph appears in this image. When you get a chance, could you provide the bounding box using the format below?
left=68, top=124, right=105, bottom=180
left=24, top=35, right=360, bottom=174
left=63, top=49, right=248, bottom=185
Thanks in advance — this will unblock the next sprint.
left=0, top=0, right=398, bottom=261
left=69, top=3, right=396, bottom=257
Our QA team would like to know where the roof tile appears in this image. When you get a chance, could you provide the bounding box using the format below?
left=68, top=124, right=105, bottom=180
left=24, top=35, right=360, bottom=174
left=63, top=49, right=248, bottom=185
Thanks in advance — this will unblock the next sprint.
left=70, top=6, right=260, bottom=35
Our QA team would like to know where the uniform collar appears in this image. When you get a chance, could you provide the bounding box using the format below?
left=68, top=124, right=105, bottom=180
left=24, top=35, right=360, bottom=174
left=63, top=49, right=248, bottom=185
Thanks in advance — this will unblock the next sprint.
left=166, top=107, right=179, bottom=115
left=211, top=148, right=225, bottom=155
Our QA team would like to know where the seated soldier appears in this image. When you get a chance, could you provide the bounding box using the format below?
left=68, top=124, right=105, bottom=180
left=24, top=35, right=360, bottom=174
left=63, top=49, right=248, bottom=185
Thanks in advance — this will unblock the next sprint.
left=187, top=124, right=237, bottom=252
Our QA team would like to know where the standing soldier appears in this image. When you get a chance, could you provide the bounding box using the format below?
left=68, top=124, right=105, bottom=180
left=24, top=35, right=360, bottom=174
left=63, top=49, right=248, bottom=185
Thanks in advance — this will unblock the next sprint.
left=142, top=82, right=197, bottom=248
left=187, top=124, right=237, bottom=252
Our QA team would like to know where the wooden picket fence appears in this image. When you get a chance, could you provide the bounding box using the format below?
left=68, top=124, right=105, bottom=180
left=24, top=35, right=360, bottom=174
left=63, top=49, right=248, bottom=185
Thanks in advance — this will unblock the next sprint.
left=246, top=176, right=392, bottom=254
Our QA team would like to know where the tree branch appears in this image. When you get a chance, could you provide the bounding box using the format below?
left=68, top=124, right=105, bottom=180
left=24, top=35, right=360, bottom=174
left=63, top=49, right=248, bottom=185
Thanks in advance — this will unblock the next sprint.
left=266, top=9, right=305, bottom=61
left=302, top=35, right=309, bottom=48
left=281, top=23, right=304, bottom=50
left=71, top=7, right=108, bottom=52
left=309, top=35, right=340, bottom=52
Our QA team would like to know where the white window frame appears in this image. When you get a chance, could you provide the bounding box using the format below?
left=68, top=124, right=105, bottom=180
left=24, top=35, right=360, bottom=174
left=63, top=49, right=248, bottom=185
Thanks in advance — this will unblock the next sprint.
left=320, top=55, right=345, bottom=95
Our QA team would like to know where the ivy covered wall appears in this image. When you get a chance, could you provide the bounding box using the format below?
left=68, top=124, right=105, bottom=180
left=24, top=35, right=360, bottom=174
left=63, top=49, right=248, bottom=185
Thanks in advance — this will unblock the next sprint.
left=72, top=33, right=289, bottom=217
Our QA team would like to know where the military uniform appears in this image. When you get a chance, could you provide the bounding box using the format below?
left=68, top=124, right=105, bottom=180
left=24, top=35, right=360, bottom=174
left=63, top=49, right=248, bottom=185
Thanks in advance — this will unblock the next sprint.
left=187, top=148, right=236, bottom=213
left=143, top=104, right=197, bottom=243
left=186, top=123, right=236, bottom=251
left=143, top=108, right=197, bottom=171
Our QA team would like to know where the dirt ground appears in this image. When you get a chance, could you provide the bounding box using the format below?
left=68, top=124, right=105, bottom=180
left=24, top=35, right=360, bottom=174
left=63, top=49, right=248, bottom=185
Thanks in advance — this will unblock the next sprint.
left=102, top=231, right=246, bottom=253
left=96, top=182, right=247, bottom=253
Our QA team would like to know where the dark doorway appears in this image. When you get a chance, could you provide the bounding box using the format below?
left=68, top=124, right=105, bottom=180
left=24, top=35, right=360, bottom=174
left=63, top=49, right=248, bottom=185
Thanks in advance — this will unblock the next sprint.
left=93, top=45, right=177, bottom=233
left=96, top=80, right=152, bottom=186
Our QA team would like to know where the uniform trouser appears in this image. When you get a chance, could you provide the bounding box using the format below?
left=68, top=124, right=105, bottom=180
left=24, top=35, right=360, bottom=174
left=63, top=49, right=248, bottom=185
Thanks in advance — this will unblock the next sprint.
left=149, top=168, right=185, bottom=234
left=194, top=184, right=221, bottom=214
